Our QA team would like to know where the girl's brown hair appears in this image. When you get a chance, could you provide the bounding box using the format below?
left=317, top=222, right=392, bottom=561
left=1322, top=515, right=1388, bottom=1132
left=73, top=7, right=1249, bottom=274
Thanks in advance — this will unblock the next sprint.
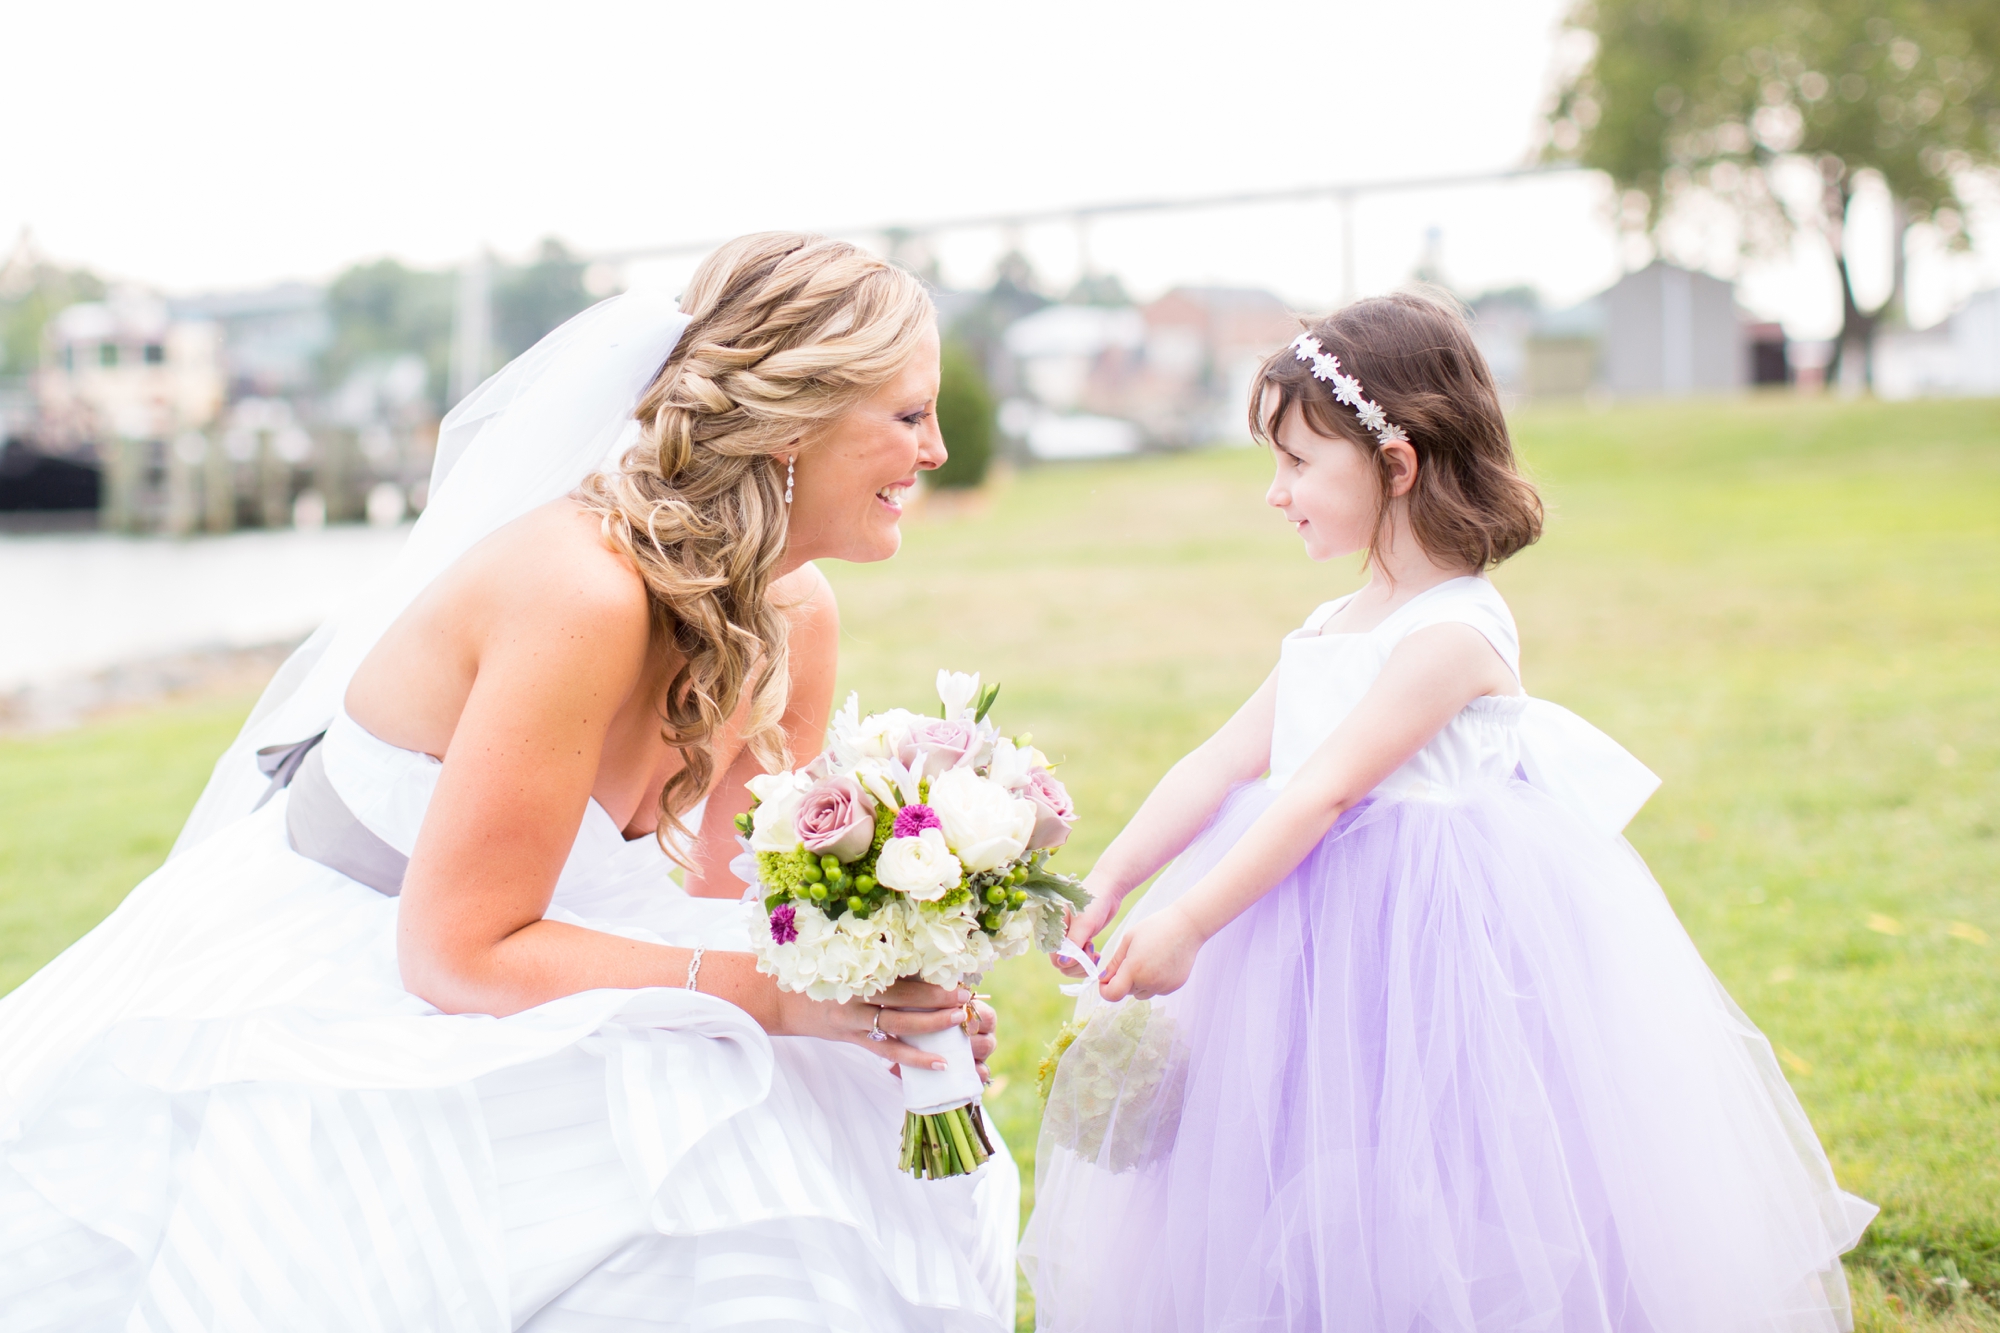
left=1249, top=290, right=1542, bottom=570
left=573, top=233, right=934, bottom=854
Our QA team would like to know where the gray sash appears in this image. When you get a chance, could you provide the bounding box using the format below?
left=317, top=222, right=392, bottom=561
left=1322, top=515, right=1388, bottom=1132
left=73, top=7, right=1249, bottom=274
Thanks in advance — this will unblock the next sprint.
left=255, top=733, right=409, bottom=896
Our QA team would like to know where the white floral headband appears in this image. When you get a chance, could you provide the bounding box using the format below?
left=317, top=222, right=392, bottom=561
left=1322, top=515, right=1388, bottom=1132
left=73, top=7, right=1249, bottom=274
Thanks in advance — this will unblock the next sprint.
left=1290, top=333, right=1409, bottom=447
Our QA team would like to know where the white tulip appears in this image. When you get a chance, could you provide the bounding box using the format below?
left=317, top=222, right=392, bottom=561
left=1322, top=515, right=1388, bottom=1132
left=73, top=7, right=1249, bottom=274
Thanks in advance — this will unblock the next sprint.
left=984, top=736, right=1050, bottom=791
left=874, top=828, right=964, bottom=902
left=928, top=767, right=1035, bottom=873
left=853, top=758, right=905, bottom=811
left=936, top=669, right=982, bottom=721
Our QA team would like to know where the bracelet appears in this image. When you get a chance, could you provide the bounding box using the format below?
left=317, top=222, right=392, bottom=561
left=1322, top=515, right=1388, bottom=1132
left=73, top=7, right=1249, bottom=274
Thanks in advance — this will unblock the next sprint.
left=685, top=946, right=705, bottom=992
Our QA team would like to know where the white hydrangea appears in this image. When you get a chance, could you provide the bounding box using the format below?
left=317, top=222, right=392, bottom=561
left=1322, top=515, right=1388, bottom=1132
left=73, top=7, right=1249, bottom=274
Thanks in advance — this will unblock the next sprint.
left=746, top=899, right=905, bottom=1003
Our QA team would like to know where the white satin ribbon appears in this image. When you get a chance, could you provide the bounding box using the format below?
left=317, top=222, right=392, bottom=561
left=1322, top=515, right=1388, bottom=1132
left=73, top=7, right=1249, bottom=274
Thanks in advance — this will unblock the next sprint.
left=1515, top=698, right=1662, bottom=835
left=1057, top=939, right=1104, bottom=998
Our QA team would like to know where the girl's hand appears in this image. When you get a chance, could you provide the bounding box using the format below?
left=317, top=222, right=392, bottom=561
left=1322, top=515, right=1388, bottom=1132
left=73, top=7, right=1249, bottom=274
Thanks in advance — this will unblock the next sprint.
left=1053, top=874, right=1121, bottom=977
left=1097, top=905, right=1204, bottom=1001
left=772, top=979, right=969, bottom=1071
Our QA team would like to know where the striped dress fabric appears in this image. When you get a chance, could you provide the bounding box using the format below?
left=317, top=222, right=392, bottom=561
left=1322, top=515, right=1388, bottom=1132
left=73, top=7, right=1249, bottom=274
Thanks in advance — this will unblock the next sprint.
left=0, top=711, right=1018, bottom=1331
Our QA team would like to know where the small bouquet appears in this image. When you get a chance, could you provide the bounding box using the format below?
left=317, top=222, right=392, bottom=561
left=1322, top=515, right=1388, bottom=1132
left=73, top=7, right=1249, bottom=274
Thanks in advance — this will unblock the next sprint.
left=1037, top=997, right=1190, bottom=1175
left=739, top=670, right=1088, bottom=1179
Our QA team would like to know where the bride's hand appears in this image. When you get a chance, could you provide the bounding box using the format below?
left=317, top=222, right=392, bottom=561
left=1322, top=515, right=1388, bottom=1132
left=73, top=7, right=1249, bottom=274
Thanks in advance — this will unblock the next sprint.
left=877, top=979, right=1000, bottom=1083
left=771, top=980, right=970, bottom=1071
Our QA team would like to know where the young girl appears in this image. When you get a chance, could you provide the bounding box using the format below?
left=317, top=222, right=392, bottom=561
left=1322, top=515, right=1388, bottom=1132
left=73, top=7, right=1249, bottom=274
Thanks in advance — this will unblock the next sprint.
left=1020, top=293, right=1874, bottom=1331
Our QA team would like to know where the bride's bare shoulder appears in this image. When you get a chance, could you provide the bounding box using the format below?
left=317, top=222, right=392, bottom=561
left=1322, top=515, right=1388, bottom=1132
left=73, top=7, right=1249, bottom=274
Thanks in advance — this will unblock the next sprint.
left=466, top=498, right=652, bottom=643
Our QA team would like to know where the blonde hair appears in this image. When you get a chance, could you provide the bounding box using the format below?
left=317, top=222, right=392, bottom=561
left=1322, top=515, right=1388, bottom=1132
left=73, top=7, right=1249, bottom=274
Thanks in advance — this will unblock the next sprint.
left=574, top=232, right=935, bottom=852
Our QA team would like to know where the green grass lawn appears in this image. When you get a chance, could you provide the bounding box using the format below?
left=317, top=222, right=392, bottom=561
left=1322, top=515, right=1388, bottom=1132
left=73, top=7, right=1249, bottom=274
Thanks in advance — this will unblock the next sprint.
left=3, top=394, right=1995, bottom=1329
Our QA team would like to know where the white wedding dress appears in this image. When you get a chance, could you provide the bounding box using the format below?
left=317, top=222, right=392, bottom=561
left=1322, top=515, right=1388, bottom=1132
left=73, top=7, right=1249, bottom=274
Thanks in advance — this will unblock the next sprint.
left=0, top=292, right=1018, bottom=1332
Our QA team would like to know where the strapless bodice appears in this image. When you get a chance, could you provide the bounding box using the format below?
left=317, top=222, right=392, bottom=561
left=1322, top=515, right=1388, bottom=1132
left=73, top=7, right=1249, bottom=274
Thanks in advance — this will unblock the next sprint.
left=316, top=708, right=730, bottom=935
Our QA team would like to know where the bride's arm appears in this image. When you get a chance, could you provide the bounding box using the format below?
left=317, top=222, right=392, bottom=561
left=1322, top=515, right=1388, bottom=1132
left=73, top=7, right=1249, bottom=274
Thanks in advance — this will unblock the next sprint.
left=392, top=549, right=957, bottom=1067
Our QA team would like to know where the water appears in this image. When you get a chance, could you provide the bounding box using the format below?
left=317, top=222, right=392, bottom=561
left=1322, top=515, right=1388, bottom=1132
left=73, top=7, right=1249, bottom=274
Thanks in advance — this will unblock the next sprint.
left=0, top=524, right=409, bottom=693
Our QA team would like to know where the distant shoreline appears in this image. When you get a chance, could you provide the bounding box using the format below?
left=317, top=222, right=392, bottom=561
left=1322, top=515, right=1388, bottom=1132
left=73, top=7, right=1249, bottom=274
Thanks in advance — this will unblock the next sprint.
left=0, top=641, right=291, bottom=735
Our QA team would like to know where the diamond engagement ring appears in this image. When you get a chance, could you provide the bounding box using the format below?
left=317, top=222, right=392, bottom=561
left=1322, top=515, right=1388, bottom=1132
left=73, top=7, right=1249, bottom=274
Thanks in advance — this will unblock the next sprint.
left=867, top=1007, right=890, bottom=1042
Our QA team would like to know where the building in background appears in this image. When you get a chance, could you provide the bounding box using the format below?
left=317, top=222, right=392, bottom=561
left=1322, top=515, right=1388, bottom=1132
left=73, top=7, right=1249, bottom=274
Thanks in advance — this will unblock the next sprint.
left=172, top=283, right=330, bottom=400
left=1469, top=262, right=1797, bottom=401
left=1133, top=287, right=1300, bottom=445
left=1873, top=288, right=2000, bottom=400
left=36, top=290, right=225, bottom=449
left=995, top=285, right=1299, bottom=458
left=1600, top=261, right=1747, bottom=397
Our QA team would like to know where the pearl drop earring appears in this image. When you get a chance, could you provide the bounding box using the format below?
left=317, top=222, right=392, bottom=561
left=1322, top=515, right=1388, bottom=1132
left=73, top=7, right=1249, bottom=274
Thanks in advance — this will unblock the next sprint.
left=784, top=457, right=795, bottom=505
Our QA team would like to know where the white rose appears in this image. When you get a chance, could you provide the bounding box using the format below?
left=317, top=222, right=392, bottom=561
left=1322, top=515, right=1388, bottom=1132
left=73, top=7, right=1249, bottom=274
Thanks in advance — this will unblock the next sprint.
left=874, top=827, right=964, bottom=902
left=746, top=771, right=813, bottom=853
left=928, top=767, right=1034, bottom=873
left=936, top=669, right=981, bottom=721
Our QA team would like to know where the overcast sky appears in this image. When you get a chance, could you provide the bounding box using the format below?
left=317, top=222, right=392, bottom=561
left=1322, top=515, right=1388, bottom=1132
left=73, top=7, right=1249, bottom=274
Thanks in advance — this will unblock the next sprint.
left=6, top=0, right=1997, bottom=336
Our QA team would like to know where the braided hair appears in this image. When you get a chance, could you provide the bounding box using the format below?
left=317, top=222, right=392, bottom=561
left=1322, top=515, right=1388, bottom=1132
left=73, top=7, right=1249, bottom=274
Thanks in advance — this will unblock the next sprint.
left=573, top=233, right=935, bottom=854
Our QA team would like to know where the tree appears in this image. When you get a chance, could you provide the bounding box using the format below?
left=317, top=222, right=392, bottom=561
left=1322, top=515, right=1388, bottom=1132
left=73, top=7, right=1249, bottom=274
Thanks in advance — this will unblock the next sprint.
left=1547, top=0, right=2000, bottom=385
left=931, top=341, right=995, bottom=490
left=493, top=238, right=594, bottom=362
left=320, top=258, right=456, bottom=412
left=0, top=232, right=105, bottom=379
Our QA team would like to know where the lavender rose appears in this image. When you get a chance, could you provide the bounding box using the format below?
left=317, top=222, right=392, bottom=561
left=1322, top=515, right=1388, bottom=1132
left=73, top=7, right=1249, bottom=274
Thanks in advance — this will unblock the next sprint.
left=1022, top=768, right=1077, bottom=851
left=794, top=776, right=878, bottom=862
left=897, top=717, right=979, bottom=774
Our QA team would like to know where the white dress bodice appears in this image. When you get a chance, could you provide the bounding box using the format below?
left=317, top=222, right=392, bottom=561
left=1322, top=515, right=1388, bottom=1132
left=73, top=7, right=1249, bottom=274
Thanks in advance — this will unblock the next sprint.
left=317, top=707, right=748, bottom=941
left=1269, top=577, right=1659, bottom=834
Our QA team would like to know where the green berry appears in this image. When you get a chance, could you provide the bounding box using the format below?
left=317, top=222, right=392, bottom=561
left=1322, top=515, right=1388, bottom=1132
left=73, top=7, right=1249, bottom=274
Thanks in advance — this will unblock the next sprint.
left=1010, top=889, right=1028, bottom=906
left=821, top=855, right=842, bottom=876
left=809, top=883, right=828, bottom=900
left=734, top=812, right=753, bottom=835
left=848, top=896, right=867, bottom=915
left=854, top=874, right=877, bottom=894
left=985, top=885, right=1008, bottom=905
left=979, top=911, right=1002, bottom=932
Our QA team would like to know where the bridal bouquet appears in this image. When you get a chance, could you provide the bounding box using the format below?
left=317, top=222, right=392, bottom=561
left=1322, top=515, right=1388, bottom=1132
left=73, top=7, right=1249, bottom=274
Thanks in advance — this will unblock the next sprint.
left=738, top=670, right=1086, bottom=1179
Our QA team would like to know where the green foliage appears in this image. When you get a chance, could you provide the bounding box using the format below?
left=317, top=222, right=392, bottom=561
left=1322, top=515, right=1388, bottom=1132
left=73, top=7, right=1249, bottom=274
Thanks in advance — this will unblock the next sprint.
left=0, top=260, right=105, bottom=379
left=932, top=340, right=995, bottom=490
left=756, top=848, right=819, bottom=899
left=320, top=238, right=596, bottom=413
left=1551, top=1, right=1999, bottom=225
left=320, top=258, right=455, bottom=412
left=1548, top=0, right=2000, bottom=374
left=493, top=238, right=593, bottom=363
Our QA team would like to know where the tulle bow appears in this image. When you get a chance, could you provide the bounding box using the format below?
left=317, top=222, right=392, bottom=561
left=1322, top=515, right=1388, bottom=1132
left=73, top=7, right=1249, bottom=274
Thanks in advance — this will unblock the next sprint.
left=1515, top=698, right=1661, bottom=835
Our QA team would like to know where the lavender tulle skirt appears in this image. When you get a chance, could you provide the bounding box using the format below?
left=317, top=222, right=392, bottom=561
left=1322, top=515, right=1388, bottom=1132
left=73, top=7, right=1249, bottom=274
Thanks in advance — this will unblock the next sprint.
left=1021, top=778, right=1874, bottom=1332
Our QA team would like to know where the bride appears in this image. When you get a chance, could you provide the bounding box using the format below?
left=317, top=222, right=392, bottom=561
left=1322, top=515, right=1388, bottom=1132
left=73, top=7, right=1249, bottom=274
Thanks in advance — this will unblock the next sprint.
left=0, top=234, right=1018, bottom=1331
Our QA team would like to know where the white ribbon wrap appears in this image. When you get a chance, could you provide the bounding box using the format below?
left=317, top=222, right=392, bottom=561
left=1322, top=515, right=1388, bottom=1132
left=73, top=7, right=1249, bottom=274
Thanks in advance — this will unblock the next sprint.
left=898, top=1022, right=983, bottom=1117
left=1514, top=698, right=1661, bottom=836
left=1056, top=939, right=1104, bottom=998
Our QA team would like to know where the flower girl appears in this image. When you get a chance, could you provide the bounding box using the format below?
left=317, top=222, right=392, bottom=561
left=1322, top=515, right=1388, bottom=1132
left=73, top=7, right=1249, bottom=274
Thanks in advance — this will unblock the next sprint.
left=1021, top=293, right=1875, bottom=1331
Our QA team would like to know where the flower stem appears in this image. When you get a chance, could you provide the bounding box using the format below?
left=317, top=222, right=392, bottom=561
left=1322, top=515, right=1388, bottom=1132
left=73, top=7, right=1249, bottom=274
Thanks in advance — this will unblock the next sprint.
left=900, top=1106, right=990, bottom=1180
